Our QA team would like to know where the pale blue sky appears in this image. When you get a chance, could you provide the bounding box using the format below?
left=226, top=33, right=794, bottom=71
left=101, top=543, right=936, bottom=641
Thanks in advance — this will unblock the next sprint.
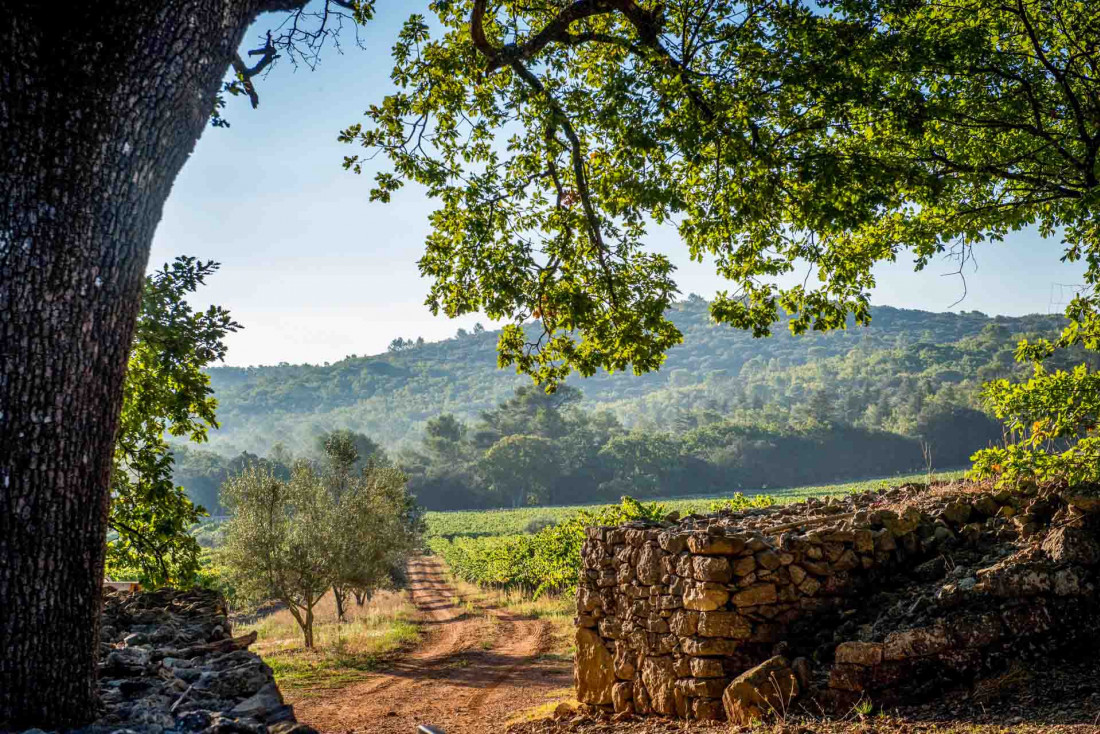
left=149, top=4, right=1084, bottom=368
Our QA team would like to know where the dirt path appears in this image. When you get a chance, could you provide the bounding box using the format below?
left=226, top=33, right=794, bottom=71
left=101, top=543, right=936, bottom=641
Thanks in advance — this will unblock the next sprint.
left=290, top=556, right=572, bottom=733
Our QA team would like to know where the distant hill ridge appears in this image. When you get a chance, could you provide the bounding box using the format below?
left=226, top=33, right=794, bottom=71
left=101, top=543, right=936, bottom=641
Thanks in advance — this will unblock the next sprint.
left=199, top=301, right=1065, bottom=456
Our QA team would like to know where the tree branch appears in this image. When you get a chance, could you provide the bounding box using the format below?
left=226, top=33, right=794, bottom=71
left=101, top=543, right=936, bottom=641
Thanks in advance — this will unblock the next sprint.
left=231, top=32, right=279, bottom=108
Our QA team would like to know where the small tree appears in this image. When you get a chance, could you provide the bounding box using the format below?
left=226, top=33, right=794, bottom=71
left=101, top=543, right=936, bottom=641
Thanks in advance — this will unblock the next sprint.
left=319, top=433, right=419, bottom=621
left=479, top=434, right=560, bottom=507
left=221, top=464, right=335, bottom=649
left=331, top=465, right=422, bottom=619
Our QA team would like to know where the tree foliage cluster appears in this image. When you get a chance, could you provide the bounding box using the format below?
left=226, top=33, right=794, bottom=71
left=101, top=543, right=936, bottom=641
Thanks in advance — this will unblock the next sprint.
left=399, top=383, right=962, bottom=510
left=342, top=0, right=1100, bottom=389
left=107, top=258, right=239, bottom=587
left=219, top=434, right=421, bottom=648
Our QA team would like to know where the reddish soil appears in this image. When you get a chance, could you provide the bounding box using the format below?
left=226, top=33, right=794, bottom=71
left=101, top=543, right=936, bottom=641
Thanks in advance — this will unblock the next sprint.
left=290, top=556, right=572, bottom=733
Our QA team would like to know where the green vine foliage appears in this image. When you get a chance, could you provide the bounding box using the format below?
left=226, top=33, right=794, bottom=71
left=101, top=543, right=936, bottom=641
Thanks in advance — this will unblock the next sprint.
left=432, top=493, right=781, bottom=596
left=430, top=496, right=668, bottom=597
left=106, top=258, right=239, bottom=587
left=343, top=0, right=1100, bottom=387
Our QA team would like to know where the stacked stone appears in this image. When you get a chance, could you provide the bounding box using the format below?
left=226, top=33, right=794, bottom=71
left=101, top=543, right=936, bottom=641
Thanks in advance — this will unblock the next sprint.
left=573, top=483, right=1097, bottom=722
left=39, top=587, right=319, bottom=734
left=828, top=521, right=1100, bottom=702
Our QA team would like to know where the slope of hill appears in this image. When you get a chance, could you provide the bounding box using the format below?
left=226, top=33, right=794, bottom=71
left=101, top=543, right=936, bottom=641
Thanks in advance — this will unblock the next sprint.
left=197, top=301, right=1069, bottom=457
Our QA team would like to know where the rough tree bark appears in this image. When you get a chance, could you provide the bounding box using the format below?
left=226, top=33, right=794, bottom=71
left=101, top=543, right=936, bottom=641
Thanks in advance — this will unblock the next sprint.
left=0, top=1, right=303, bottom=727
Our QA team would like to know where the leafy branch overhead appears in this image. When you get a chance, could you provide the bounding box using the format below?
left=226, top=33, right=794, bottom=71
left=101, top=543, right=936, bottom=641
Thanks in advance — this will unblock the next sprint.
left=340, top=0, right=1100, bottom=385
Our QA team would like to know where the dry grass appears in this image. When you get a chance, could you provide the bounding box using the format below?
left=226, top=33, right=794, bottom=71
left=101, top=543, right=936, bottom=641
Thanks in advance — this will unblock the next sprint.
left=238, top=589, right=419, bottom=695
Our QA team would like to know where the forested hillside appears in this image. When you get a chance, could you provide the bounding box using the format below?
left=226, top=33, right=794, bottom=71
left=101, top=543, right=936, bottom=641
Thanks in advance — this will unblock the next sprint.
left=199, top=300, right=1072, bottom=457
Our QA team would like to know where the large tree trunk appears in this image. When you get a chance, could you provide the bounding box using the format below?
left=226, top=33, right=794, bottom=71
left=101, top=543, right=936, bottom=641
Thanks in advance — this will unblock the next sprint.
left=0, top=2, right=288, bottom=727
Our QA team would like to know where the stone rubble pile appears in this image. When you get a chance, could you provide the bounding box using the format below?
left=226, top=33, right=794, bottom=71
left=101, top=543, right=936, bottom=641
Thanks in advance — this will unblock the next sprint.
left=573, top=481, right=1100, bottom=724
left=24, top=587, right=314, bottom=734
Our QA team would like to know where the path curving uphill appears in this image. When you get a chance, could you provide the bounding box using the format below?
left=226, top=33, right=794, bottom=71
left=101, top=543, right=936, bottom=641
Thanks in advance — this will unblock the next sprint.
left=290, top=556, right=570, bottom=733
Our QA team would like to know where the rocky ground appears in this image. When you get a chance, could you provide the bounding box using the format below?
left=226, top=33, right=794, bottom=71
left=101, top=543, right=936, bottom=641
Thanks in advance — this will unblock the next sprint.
left=20, top=587, right=316, bottom=734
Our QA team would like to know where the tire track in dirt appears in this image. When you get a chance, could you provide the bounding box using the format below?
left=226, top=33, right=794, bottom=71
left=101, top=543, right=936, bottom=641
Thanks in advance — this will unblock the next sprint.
left=289, top=556, right=570, bottom=734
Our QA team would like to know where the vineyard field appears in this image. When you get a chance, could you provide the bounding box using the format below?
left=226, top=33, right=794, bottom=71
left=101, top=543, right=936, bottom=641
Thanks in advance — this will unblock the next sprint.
left=423, top=470, right=964, bottom=540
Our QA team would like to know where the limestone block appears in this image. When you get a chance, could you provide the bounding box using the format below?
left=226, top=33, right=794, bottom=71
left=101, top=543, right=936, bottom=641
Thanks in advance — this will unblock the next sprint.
left=684, top=584, right=730, bottom=611
left=669, top=609, right=700, bottom=636
left=732, top=583, right=777, bottom=607
left=697, top=611, right=751, bottom=639
left=721, top=656, right=799, bottom=725
left=575, top=627, right=615, bottom=704
left=834, top=641, right=883, bottom=666
left=689, top=657, right=725, bottom=678
left=641, top=656, right=677, bottom=715
left=687, top=533, right=746, bottom=555
left=882, top=626, right=950, bottom=661
left=680, top=636, right=742, bottom=656
left=693, top=556, right=733, bottom=583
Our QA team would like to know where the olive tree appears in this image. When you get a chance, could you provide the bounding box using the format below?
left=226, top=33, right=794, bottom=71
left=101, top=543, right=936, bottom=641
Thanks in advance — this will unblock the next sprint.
left=221, top=463, right=336, bottom=649
left=222, top=444, right=420, bottom=644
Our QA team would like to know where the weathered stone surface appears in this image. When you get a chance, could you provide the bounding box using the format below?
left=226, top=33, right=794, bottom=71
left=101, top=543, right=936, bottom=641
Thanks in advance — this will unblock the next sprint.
left=575, top=627, right=615, bottom=704
left=721, top=656, right=799, bottom=725
left=689, top=657, right=725, bottom=678
left=693, top=697, right=725, bottom=721
left=687, top=533, right=746, bottom=555
left=883, top=626, right=951, bottom=661
left=669, top=609, right=700, bottom=636
left=680, top=636, right=742, bottom=656
left=732, top=584, right=777, bottom=607
left=1042, top=526, right=1100, bottom=566
left=612, top=680, right=633, bottom=712
left=91, top=588, right=315, bottom=733
left=684, top=585, right=729, bottom=611
left=941, top=501, right=972, bottom=525
left=640, top=656, right=677, bottom=715
left=834, top=641, right=883, bottom=666
left=697, top=611, right=751, bottom=639
left=614, top=643, right=637, bottom=680
left=692, top=556, right=733, bottom=583
left=658, top=531, right=688, bottom=554
left=636, top=545, right=665, bottom=585
left=575, top=482, right=1100, bottom=722
left=731, top=556, right=757, bottom=576
left=755, top=550, right=781, bottom=571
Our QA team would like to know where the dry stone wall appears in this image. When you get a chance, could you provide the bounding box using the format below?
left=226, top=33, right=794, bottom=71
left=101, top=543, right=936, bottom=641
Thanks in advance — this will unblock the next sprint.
left=573, top=483, right=1100, bottom=722
left=18, top=588, right=316, bottom=734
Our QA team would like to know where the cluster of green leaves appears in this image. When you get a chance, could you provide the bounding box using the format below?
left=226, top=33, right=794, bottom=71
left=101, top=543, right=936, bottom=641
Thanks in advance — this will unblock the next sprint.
left=707, top=492, right=776, bottom=513
left=107, top=257, right=239, bottom=587
left=396, top=381, right=983, bottom=510
left=429, top=497, right=667, bottom=597
left=971, top=349, right=1100, bottom=486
